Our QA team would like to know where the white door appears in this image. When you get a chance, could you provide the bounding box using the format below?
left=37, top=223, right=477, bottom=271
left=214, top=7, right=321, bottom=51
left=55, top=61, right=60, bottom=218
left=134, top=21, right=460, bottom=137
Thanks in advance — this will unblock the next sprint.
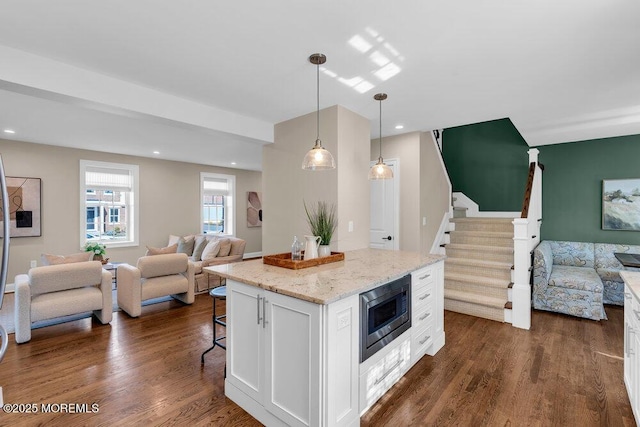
left=370, top=159, right=399, bottom=250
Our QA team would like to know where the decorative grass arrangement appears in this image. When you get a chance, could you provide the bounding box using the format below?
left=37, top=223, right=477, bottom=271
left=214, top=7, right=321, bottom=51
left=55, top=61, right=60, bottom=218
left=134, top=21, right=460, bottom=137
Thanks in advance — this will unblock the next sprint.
left=304, top=201, right=337, bottom=246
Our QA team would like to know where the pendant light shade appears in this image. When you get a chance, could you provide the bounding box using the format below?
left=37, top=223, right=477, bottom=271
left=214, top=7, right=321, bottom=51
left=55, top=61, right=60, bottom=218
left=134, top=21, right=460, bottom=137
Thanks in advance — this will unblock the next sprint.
left=369, top=93, right=393, bottom=180
left=302, top=53, right=336, bottom=171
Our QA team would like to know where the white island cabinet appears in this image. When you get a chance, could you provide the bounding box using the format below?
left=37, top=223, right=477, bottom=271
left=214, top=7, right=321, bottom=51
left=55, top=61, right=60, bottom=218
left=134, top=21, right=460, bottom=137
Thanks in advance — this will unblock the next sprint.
left=621, top=271, right=640, bottom=424
left=208, top=248, right=445, bottom=427
left=226, top=281, right=323, bottom=426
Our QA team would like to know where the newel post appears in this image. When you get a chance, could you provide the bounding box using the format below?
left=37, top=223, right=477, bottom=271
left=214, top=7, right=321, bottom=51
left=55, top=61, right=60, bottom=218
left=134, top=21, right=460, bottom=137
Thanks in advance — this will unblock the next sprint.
left=512, top=218, right=531, bottom=329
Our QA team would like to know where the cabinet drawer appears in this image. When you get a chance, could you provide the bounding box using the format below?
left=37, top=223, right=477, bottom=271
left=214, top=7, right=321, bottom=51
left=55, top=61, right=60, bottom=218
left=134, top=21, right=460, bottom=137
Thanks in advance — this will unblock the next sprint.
left=412, top=266, right=434, bottom=288
left=413, top=304, right=434, bottom=330
left=413, top=281, right=433, bottom=311
left=411, top=324, right=434, bottom=362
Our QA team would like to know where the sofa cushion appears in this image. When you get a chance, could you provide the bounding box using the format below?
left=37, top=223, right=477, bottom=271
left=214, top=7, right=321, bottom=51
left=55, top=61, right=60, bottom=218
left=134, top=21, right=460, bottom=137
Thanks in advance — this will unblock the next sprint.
left=137, top=253, right=188, bottom=278
left=549, top=265, right=603, bottom=293
left=146, top=243, right=178, bottom=256
left=218, top=238, right=232, bottom=257
left=177, top=236, right=195, bottom=256
left=549, top=241, right=594, bottom=268
left=201, top=239, right=221, bottom=261
left=192, top=235, right=208, bottom=261
left=188, top=258, right=203, bottom=275
left=41, top=251, right=93, bottom=266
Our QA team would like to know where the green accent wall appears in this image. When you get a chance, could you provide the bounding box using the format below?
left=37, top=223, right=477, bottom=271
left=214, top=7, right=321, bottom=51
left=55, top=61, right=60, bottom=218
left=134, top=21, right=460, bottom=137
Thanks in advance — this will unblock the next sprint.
left=538, top=134, right=640, bottom=244
left=442, top=118, right=530, bottom=211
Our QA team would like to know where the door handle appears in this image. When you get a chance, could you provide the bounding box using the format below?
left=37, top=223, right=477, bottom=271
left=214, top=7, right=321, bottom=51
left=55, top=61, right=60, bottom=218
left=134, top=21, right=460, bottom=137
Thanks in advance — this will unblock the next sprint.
left=382, top=236, right=392, bottom=241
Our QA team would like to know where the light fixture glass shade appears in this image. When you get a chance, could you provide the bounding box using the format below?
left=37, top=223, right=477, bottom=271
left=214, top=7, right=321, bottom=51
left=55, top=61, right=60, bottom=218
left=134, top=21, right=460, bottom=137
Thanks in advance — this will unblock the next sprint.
left=368, top=157, right=394, bottom=180
left=302, top=139, right=336, bottom=170
left=369, top=92, right=393, bottom=180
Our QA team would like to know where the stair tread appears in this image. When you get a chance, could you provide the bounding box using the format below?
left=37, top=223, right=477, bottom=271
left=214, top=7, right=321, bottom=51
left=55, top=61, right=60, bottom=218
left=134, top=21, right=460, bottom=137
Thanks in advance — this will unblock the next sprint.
left=450, top=217, right=515, bottom=223
left=444, top=272, right=511, bottom=288
left=445, top=257, right=512, bottom=269
left=450, top=230, right=513, bottom=238
left=444, top=243, right=514, bottom=254
left=444, top=289, right=507, bottom=308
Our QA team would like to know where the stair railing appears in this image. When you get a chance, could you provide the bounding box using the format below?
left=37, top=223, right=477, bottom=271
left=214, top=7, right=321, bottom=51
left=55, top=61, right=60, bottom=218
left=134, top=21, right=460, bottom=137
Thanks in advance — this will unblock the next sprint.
left=511, top=148, right=543, bottom=330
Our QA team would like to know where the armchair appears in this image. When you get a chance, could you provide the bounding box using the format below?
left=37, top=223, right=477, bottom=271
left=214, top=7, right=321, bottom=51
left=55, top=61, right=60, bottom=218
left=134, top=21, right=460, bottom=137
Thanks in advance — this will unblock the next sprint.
left=117, top=253, right=195, bottom=317
left=14, top=261, right=113, bottom=344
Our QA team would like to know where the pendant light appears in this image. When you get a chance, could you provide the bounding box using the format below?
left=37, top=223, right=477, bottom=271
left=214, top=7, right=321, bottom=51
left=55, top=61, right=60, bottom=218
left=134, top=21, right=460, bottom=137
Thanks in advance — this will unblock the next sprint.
left=368, top=93, right=394, bottom=180
left=302, top=53, right=336, bottom=171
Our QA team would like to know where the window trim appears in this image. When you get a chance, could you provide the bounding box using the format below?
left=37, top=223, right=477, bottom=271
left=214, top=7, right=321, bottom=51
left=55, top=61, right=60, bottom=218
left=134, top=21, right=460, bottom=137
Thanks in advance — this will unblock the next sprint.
left=80, top=160, right=139, bottom=249
left=200, top=172, right=235, bottom=236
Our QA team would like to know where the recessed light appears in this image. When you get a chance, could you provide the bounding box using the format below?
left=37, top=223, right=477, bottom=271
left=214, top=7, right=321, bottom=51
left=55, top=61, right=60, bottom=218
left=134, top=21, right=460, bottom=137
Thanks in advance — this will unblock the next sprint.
left=153, top=151, right=160, bottom=155
left=395, top=125, right=404, bottom=130
left=3, top=129, right=15, bottom=134
left=231, top=162, right=237, bottom=165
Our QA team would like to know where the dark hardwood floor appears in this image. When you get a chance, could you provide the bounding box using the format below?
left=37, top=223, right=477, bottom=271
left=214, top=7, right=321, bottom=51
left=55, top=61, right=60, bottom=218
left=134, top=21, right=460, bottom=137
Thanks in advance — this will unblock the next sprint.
left=0, top=295, right=634, bottom=426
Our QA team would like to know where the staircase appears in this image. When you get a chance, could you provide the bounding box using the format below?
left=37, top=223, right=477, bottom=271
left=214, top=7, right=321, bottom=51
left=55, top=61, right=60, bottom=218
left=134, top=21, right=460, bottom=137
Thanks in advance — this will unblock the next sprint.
left=444, top=217, right=514, bottom=322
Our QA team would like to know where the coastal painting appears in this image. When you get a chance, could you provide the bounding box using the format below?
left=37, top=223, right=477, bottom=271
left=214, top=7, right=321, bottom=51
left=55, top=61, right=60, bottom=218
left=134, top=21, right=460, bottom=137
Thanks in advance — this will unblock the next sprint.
left=603, top=179, right=640, bottom=231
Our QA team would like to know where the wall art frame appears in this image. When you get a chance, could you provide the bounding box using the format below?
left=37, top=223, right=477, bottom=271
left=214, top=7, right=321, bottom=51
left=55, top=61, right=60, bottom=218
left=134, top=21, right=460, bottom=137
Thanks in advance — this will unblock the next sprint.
left=247, top=191, right=262, bottom=227
left=602, top=178, right=640, bottom=231
left=0, top=176, right=42, bottom=238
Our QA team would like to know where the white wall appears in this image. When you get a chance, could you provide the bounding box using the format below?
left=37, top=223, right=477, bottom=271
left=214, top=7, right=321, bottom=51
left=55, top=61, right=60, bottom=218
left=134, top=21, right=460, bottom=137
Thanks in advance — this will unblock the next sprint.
left=371, top=132, right=421, bottom=252
left=0, top=138, right=262, bottom=282
left=264, top=105, right=370, bottom=255
left=420, top=132, right=450, bottom=255
left=370, top=131, right=451, bottom=255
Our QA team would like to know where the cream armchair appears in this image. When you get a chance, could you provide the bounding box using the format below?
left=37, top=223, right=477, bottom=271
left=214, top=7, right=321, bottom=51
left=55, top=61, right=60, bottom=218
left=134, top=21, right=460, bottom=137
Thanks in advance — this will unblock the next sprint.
left=14, top=261, right=113, bottom=344
left=117, top=253, right=195, bottom=317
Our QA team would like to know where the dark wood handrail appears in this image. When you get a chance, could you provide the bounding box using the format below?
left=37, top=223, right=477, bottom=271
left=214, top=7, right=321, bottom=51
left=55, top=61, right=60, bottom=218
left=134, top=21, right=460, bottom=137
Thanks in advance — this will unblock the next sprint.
left=520, top=162, right=536, bottom=218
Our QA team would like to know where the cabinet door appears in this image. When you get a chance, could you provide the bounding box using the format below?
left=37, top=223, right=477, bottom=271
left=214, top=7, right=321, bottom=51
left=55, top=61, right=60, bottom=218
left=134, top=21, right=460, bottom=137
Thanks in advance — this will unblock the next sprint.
left=634, top=326, right=640, bottom=422
left=227, top=280, right=265, bottom=403
left=264, top=290, right=321, bottom=427
left=625, top=287, right=634, bottom=399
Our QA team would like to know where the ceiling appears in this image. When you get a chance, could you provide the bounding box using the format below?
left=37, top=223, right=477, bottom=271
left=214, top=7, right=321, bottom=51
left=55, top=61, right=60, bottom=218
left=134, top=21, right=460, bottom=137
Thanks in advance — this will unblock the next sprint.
left=1, top=1, right=639, bottom=171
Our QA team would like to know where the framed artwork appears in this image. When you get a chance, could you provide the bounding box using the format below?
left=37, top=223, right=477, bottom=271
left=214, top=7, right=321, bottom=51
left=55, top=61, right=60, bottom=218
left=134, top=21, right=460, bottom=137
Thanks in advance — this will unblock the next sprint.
left=247, top=191, right=262, bottom=227
left=602, top=178, right=640, bottom=231
left=0, top=177, right=42, bottom=237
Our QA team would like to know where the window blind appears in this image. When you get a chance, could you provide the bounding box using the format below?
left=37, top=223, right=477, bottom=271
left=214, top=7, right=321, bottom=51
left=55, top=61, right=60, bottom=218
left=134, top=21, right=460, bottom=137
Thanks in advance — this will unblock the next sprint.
left=85, top=166, right=133, bottom=191
left=203, top=177, right=229, bottom=196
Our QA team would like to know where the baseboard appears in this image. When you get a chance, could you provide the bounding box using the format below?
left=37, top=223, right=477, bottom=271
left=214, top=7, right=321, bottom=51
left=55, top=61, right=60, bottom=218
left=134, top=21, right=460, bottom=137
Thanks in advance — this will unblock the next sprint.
left=243, top=251, right=262, bottom=260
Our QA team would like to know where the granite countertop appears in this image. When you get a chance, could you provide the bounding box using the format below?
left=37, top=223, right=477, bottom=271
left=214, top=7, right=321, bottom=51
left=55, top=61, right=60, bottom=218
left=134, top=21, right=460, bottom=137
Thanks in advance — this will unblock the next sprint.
left=621, top=271, right=640, bottom=300
left=205, top=248, right=445, bottom=305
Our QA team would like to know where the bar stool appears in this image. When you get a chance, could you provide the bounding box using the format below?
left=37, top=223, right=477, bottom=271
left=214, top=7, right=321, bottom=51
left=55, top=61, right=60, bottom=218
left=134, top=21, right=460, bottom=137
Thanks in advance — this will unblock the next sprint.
left=201, top=285, right=226, bottom=364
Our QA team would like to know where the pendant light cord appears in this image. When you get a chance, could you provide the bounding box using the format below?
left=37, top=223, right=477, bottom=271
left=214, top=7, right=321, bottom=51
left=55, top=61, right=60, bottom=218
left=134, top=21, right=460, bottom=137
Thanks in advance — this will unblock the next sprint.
left=379, top=97, right=383, bottom=158
left=316, top=60, right=320, bottom=143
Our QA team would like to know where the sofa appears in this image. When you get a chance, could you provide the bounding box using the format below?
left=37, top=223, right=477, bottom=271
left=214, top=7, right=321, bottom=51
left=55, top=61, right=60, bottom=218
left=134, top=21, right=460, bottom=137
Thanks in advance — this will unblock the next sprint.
left=151, top=234, right=246, bottom=293
left=533, top=240, right=640, bottom=321
left=14, top=260, right=113, bottom=343
left=117, top=253, right=195, bottom=317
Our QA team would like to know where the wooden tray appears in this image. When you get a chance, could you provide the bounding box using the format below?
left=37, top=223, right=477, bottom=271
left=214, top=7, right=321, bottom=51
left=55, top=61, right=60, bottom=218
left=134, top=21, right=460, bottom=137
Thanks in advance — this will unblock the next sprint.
left=263, top=251, right=345, bottom=270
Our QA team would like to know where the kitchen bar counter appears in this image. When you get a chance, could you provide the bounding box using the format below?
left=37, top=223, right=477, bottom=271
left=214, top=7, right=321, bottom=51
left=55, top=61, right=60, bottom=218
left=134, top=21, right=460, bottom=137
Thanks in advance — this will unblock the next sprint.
left=205, top=247, right=445, bottom=304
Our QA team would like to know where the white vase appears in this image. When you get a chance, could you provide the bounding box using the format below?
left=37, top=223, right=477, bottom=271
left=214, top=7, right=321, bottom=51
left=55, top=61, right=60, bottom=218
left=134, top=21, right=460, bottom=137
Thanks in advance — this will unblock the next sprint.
left=318, top=245, right=331, bottom=257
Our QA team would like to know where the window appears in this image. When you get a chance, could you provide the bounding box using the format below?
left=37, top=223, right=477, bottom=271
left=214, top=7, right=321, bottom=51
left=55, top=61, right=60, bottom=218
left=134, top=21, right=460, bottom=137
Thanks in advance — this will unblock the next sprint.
left=201, top=172, right=235, bottom=235
left=109, top=207, right=120, bottom=224
left=80, top=160, right=139, bottom=248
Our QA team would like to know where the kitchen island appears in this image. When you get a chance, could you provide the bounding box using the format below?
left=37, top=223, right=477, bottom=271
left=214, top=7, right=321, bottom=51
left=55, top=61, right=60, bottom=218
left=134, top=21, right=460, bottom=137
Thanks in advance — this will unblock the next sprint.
left=206, top=248, right=445, bottom=427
